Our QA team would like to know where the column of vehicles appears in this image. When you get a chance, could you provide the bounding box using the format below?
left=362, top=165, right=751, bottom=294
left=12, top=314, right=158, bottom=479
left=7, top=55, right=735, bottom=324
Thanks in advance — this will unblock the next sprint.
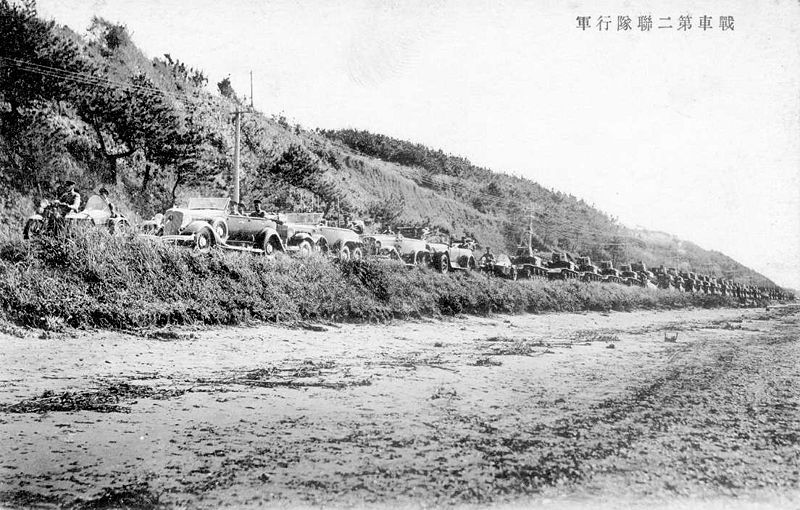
left=23, top=194, right=790, bottom=301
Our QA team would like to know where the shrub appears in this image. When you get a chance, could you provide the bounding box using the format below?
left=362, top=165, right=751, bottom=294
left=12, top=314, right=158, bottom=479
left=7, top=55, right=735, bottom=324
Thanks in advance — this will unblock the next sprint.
left=0, top=229, right=743, bottom=330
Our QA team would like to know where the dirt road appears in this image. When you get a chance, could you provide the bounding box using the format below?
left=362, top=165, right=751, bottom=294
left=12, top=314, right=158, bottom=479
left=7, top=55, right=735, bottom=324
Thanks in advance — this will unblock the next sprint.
left=1, top=305, right=798, bottom=509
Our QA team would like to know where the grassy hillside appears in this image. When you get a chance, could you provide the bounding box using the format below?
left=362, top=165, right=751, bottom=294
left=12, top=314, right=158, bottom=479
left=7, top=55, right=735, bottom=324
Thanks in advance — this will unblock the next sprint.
left=0, top=2, right=777, bottom=288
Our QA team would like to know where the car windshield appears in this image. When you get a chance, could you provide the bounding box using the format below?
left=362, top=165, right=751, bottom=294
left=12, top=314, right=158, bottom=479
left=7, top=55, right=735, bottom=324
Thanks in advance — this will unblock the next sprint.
left=281, top=212, right=325, bottom=225
left=187, top=197, right=229, bottom=210
left=83, top=195, right=108, bottom=212
left=397, top=227, right=424, bottom=239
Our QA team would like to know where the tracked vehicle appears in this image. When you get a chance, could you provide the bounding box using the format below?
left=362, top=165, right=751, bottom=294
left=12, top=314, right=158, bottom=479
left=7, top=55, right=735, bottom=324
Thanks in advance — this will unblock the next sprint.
left=547, top=252, right=579, bottom=280
left=599, top=261, right=623, bottom=284
left=577, top=256, right=603, bottom=282
left=511, top=229, right=548, bottom=279
left=630, top=261, right=657, bottom=287
left=619, top=264, right=645, bottom=287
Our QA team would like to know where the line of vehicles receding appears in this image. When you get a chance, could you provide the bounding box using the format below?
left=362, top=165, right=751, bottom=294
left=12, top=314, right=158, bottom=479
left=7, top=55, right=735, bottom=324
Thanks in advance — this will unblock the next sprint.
left=24, top=194, right=792, bottom=301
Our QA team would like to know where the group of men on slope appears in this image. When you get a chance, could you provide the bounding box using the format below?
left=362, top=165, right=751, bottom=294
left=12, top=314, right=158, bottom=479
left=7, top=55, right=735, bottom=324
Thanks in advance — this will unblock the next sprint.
left=48, top=181, right=119, bottom=219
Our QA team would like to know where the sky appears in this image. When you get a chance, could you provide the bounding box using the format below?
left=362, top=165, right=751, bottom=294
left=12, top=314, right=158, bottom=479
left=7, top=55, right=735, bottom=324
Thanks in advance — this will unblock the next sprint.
left=37, top=0, right=800, bottom=289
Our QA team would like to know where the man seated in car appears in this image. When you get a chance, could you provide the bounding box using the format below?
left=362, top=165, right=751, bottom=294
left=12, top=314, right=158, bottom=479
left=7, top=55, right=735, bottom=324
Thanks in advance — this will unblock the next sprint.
left=480, top=246, right=495, bottom=266
left=250, top=199, right=266, bottom=218
left=229, top=201, right=244, bottom=215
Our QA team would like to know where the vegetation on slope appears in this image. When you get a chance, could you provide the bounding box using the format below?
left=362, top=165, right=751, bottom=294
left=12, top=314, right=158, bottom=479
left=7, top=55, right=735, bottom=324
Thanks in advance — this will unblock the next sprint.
left=0, top=229, right=736, bottom=330
left=0, top=1, right=776, bottom=288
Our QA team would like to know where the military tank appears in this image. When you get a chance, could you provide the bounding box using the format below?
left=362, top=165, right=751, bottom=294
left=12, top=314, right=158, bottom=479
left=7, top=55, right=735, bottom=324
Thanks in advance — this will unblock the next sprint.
left=631, top=261, right=657, bottom=287
left=511, top=232, right=548, bottom=279
left=547, top=252, right=579, bottom=280
left=576, top=256, right=603, bottom=282
left=619, top=264, right=645, bottom=287
left=599, top=261, right=623, bottom=284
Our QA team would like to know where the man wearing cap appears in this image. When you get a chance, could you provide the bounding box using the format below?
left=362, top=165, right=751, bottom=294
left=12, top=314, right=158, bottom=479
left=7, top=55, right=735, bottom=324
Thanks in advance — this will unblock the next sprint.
left=480, top=246, right=495, bottom=267
left=57, top=181, right=81, bottom=213
left=250, top=200, right=266, bottom=218
left=98, top=188, right=119, bottom=218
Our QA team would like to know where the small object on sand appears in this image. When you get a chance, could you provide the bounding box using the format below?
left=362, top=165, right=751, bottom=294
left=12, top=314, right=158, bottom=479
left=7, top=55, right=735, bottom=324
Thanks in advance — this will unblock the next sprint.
left=664, top=331, right=678, bottom=343
left=295, top=321, right=328, bottom=332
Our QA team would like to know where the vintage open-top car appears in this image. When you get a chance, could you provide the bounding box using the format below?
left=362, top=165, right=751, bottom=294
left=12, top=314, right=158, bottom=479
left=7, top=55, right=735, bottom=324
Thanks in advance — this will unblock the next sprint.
left=423, top=232, right=476, bottom=273
left=145, top=199, right=329, bottom=255
left=147, top=197, right=231, bottom=250
left=361, top=232, right=402, bottom=260
left=23, top=194, right=130, bottom=239
left=392, top=227, right=436, bottom=265
left=226, top=212, right=321, bottom=256
left=278, top=212, right=364, bottom=260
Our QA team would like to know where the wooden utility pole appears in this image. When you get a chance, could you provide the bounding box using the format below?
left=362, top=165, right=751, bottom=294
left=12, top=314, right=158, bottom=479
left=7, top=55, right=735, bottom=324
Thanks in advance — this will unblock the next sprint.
left=232, top=71, right=254, bottom=206
left=525, top=204, right=536, bottom=255
left=233, top=109, right=241, bottom=205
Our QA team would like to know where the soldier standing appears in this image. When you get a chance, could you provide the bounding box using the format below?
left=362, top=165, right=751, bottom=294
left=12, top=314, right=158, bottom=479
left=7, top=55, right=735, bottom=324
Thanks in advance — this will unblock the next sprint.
left=98, top=188, right=119, bottom=218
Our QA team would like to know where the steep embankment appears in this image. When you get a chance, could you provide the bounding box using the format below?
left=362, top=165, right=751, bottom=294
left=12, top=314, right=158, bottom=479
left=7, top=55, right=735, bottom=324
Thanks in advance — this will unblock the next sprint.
left=0, top=229, right=737, bottom=330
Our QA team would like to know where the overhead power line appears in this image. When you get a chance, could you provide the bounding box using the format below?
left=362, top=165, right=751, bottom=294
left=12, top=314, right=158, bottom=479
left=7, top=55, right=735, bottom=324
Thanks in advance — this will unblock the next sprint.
left=0, top=56, right=208, bottom=107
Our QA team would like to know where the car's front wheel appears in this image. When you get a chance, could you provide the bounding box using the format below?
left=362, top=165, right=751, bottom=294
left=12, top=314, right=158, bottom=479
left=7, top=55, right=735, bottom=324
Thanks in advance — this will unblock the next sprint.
left=339, top=245, right=351, bottom=261
left=262, top=236, right=276, bottom=256
left=297, top=240, right=313, bottom=257
left=23, top=218, right=43, bottom=240
left=436, top=253, right=449, bottom=274
left=314, top=240, right=328, bottom=254
left=195, top=228, right=214, bottom=252
left=211, top=219, right=228, bottom=242
left=108, top=218, right=131, bottom=235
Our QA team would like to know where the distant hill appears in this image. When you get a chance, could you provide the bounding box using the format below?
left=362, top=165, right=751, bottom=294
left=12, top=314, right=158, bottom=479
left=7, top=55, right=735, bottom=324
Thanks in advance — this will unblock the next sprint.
left=0, top=1, right=776, bottom=288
